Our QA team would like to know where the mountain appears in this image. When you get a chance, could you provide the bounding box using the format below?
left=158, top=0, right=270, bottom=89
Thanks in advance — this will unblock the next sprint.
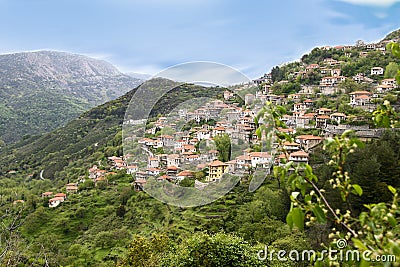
left=0, top=51, right=142, bottom=143
left=126, top=72, right=152, bottom=80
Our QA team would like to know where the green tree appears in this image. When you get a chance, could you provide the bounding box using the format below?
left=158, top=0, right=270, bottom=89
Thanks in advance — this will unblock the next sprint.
left=118, top=234, right=169, bottom=267
left=384, top=62, right=399, bottom=78
left=213, top=133, right=231, bottom=162
left=161, top=232, right=264, bottom=267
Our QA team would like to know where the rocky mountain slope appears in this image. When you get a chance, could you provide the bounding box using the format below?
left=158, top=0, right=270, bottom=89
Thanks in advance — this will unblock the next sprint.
left=0, top=51, right=142, bottom=143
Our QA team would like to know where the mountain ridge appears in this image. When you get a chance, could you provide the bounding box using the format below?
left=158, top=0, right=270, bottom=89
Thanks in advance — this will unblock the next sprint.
left=0, top=50, right=142, bottom=143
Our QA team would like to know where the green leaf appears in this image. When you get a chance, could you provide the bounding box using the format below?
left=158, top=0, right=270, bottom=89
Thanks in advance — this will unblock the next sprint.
left=382, top=116, right=390, bottom=128
left=312, top=205, right=327, bottom=224
left=286, top=212, right=293, bottom=228
left=388, top=185, right=397, bottom=195
left=291, top=207, right=304, bottom=230
left=352, top=184, right=363, bottom=196
left=359, top=258, right=371, bottom=267
left=388, top=215, right=397, bottom=227
left=351, top=238, right=368, bottom=251
left=313, top=259, right=323, bottom=267
left=255, top=128, right=261, bottom=139
left=305, top=164, right=312, bottom=177
left=341, top=129, right=354, bottom=138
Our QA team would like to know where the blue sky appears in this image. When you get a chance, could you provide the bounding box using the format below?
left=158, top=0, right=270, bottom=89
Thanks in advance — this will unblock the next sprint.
left=0, top=0, right=399, bottom=78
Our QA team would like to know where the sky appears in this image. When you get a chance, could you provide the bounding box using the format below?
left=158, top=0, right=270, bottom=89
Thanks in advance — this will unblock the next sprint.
left=0, top=0, right=399, bottom=79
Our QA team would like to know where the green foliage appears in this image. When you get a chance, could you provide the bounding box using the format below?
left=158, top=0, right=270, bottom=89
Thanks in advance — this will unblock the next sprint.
left=337, top=78, right=369, bottom=94
left=160, top=232, right=264, bottom=267
left=271, top=81, right=301, bottom=95
left=384, top=62, right=400, bottom=78
left=213, top=133, right=231, bottom=162
left=386, top=42, right=400, bottom=84
left=373, top=100, right=399, bottom=128
left=117, top=234, right=170, bottom=267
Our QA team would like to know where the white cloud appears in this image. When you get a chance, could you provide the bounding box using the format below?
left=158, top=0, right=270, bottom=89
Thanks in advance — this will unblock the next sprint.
left=336, top=0, right=400, bottom=7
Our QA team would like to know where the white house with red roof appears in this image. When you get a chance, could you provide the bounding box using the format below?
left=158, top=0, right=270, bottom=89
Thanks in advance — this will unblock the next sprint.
left=289, top=151, right=309, bottom=164
left=316, top=115, right=330, bottom=128
left=330, top=113, right=346, bottom=124
left=249, top=152, right=272, bottom=168
left=49, top=196, right=65, bottom=208
left=349, top=91, right=372, bottom=106
left=296, top=135, right=323, bottom=151
left=126, top=165, right=138, bottom=174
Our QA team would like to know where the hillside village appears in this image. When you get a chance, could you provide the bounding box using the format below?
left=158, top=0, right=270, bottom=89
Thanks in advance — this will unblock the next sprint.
left=41, top=37, right=400, bottom=208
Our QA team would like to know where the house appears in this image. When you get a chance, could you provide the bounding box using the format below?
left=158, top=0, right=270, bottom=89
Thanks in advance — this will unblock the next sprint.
left=157, top=175, right=171, bottom=182
left=176, top=170, right=194, bottom=181
left=296, top=113, right=314, bottom=129
left=235, top=154, right=252, bottom=169
left=206, top=150, right=219, bottom=161
left=382, top=78, right=397, bottom=88
left=316, top=115, right=330, bottom=128
left=289, top=151, right=309, bottom=164
left=66, top=183, right=78, bottom=194
left=323, top=58, right=340, bottom=66
left=353, top=73, right=373, bottom=84
left=167, top=165, right=179, bottom=176
left=146, top=168, right=161, bottom=176
left=283, top=142, right=301, bottom=152
left=303, top=99, right=314, bottom=108
left=213, top=126, right=227, bottom=136
left=320, top=76, right=346, bottom=87
left=331, top=69, right=341, bottom=77
left=317, top=108, right=332, bottom=115
left=126, top=165, right=138, bottom=174
left=224, top=90, right=234, bottom=100
left=158, top=135, right=174, bottom=147
left=226, top=160, right=237, bottom=173
left=183, top=144, right=196, bottom=153
left=376, top=84, right=393, bottom=93
left=134, top=179, right=147, bottom=191
left=249, top=152, right=272, bottom=168
left=88, top=165, right=106, bottom=179
left=320, top=68, right=330, bottom=75
left=197, top=129, right=211, bottom=140
left=294, top=103, right=307, bottom=113
left=148, top=157, right=160, bottom=168
left=371, top=67, right=384, bottom=75
left=186, top=154, right=200, bottom=162
left=54, top=193, right=67, bottom=200
left=41, top=192, right=53, bottom=198
left=349, top=91, right=372, bottom=106
left=306, top=64, right=319, bottom=72
left=49, top=197, right=65, bottom=208
left=330, top=113, right=346, bottom=124
left=167, top=154, right=181, bottom=167
left=207, top=160, right=228, bottom=181
left=13, top=200, right=25, bottom=205
left=108, top=156, right=126, bottom=169
left=296, top=135, right=323, bottom=150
